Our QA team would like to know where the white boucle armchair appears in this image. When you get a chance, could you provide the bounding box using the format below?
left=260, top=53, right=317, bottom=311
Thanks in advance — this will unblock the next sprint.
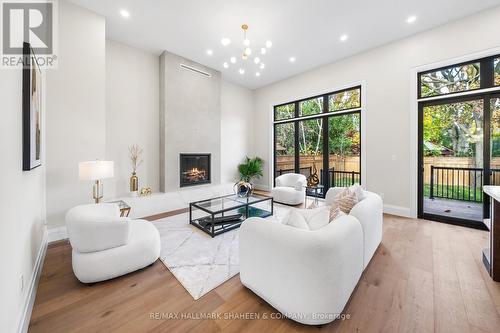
left=271, top=173, right=307, bottom=205
left=66, top=203, right=160, bottom=283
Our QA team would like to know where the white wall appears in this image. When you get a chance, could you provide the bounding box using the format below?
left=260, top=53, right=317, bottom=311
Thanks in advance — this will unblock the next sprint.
left=221, top=80, right=254, bottom=183
left=252, top=7, right=500, bottom=215
left=105, top=40, right=159, bottom=198
left=45, top=0, right=106, bottom=227
left=0, top=66, right=46, bottom=332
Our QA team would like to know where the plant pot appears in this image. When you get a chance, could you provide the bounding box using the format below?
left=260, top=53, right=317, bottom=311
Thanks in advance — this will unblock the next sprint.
left=234, top=181, right=253, bottom=197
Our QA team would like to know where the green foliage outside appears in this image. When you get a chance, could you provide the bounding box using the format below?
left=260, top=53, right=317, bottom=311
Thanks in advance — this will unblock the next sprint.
left=423, top=184, right=483, bottom=203
left=495, top=58, right=500, bottom=86
left=275, top=88, right=360, bottom=158
left=421, top=63, right=480, bottom=98
left=421, top=64, right=500, bottom=159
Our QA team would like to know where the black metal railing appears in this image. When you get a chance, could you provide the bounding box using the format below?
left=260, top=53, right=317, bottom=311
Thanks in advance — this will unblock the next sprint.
left=276, top=167, right=360, bottom=188
left=429, top=166, right=500, bottom=202
left=328, top=168, right=361, bottom=187
left=276, top=166, right=312, bottom=178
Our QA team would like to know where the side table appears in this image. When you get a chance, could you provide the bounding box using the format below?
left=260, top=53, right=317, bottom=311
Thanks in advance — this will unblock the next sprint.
left=107, top=200, right=131, bottom=217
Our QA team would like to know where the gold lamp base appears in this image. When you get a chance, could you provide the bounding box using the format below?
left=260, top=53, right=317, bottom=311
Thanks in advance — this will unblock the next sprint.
left=92, top=180, right=103, bottom=203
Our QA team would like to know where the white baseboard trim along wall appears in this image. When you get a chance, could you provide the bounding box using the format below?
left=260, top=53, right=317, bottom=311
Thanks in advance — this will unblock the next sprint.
left=253, top=184, right=271, bottom=192
left=18, top=229, right=48, bottom=333
left=383, top=204, right=412, bottom=218
left=48, top=226, right=68, bottom=243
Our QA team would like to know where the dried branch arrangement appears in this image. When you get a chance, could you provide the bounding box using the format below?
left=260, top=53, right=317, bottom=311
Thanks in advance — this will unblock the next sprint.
left=129, top=145, right=143, bottom=173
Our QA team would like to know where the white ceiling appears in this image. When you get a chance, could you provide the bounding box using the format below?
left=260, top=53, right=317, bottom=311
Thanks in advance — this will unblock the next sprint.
left=70, top=0, right=500, bottom=89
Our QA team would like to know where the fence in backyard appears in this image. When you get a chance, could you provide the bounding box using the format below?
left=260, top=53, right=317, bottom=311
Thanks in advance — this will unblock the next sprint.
left=429, top=166, right=500, bottom=202
left=276, top=166, right=361, bottom=188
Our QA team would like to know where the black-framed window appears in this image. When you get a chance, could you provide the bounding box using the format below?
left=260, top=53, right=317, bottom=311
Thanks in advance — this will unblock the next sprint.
left=495, top=57, right=500, bottom=86
left=299, top=97, right=323, bottom=117
left=275, top=103, right=295, bottom=121
left=418, top=56, right=500, bottom=99
left=273, top=86, right=362, bottom=197
left=328, top=87, right=361, bottom=112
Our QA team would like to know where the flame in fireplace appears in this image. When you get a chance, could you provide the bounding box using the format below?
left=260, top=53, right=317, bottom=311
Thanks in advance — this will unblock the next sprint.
left=184, top=167, right=207, bottom=182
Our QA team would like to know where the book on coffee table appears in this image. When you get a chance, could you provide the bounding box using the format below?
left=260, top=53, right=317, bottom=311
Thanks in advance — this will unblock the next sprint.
left=198, top=214, right=243, bottom=227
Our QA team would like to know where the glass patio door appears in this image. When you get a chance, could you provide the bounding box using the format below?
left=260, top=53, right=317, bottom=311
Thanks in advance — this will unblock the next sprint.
left=417, top=55, right=500, bottom=229
left=419, top=97, right=485, bottom=227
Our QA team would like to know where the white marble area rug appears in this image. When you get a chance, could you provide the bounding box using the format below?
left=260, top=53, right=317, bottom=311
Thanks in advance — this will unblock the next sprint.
left=151, top=203, right=290, bottom=300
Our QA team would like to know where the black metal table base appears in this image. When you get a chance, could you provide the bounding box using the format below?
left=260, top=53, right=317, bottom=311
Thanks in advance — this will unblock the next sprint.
left=189, top=196, right=273, bottom=238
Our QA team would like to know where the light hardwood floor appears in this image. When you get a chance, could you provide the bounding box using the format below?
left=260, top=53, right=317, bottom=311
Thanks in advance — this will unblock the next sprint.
left=29, top=214, right=500, bottom=332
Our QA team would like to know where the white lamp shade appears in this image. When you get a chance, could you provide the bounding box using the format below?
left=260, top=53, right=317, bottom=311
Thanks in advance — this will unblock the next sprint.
left=79, top=161, right=114, bottom=180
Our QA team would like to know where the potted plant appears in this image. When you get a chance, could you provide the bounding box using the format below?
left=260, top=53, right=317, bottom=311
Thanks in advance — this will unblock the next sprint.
left=235, top=156, right=263, bottom=197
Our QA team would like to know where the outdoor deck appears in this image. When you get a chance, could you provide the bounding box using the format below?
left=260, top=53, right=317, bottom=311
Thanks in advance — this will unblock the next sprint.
left=424, top=197, right=483, bottom=222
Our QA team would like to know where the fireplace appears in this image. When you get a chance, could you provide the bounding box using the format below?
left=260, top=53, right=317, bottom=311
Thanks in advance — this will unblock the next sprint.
left=180, top=154, right=211, bottom=187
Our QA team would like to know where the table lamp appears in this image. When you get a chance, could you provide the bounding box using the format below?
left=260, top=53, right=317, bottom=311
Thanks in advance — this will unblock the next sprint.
left=79, top=160, right=114, bottom=203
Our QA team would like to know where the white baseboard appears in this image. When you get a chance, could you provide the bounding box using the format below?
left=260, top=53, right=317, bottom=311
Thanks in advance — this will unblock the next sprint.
left=48, top=225, right=68, bottom=243
left=384, top=204, right=412, bottom=218
left=18, top=228, right=48, bottom=333
left=253, top=184, right=270, bottom=191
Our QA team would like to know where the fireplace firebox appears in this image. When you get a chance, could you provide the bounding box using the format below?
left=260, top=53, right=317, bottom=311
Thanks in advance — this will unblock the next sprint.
left=180, top=154, right=211, bottom=187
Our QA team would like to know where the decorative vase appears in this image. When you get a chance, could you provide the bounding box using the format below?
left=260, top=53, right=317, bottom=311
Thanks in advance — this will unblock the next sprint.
left=234, top=181, right=253, bottom=198
left=130, top=172, right=138, bottom=196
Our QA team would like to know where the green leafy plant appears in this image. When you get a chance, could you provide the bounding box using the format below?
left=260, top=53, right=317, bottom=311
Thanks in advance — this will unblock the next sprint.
left=238, top=156, right=264, bottom=183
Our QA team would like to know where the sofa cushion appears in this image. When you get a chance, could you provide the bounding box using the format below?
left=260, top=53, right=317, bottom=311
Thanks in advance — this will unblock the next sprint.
left=284, top=210, right=310, bottom=230
left=284, top=206, right=331, bottom=231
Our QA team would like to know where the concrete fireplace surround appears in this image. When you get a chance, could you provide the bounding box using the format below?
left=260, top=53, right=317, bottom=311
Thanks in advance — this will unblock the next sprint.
left=159, top=51, right=222, bottom=192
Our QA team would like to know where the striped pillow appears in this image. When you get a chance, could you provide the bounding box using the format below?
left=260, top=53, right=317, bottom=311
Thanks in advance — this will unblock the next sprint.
left=329, top=206, right=345, bottom=221
left=333, top=189, right=358, bottom=213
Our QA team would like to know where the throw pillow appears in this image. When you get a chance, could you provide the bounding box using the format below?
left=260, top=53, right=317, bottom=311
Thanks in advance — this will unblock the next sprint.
left=298, top=206, right=331, bottom=231
left=334, top=190, right=358, bottom=213
left=284, top=210, right=310, bottom=230
left=349, top=184, right=366, bottom=201
left=329, top=206, right=346, bottom=222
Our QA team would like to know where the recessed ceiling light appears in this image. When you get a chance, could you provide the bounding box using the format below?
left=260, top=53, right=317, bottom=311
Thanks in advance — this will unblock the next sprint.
left=265, top=40, right=273, bottom=48
left=244, top=47, right=252, bottom=56
left=239, top=68, right=245, bottom=75
left=230, top=56, right=237, bottom=64
left=255, top=72, right=260, bottom=77
left=289, top=57, right=296, bottom=63
left=120, top=9, right=130, bottom=18
left=221, top=38, right=231, bottom=46
left=260, top=63, right=265, bottom=70
left=261, top=48, right=267, bottom=55
left=340, top=34, right=348, bottom=42
left=407, top=15, right=417, bottom=23
left=206, top=49, right=213, bottom=56
left=223, top=62, right=229, bottom=68
left=254, top=57, right=261, bottom=64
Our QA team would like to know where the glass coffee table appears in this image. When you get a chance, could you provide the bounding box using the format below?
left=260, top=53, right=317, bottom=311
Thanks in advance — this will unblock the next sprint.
left=189, top=194, right=273, bottom=237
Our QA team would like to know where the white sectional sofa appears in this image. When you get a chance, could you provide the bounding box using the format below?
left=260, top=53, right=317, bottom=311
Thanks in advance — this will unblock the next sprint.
left=325, top=188, right=383, bottom=268
left=239, top=188, right=383, bottom=325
